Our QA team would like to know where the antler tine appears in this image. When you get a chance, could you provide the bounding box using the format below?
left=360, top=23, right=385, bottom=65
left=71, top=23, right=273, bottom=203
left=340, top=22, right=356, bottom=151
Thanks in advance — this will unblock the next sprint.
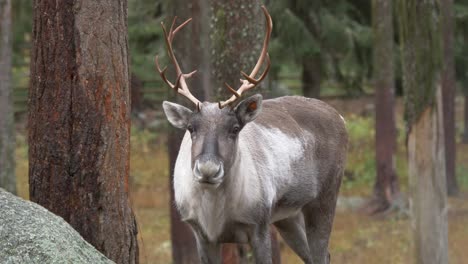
left=155, top=55, right=175, bottom=89
left=156, top=17, right=201, bottom=107
left=241, top=53, right=271, bottom=85
left=218, top=5, right=273, bottom=109
left=248, top=6, right=273, bottom=79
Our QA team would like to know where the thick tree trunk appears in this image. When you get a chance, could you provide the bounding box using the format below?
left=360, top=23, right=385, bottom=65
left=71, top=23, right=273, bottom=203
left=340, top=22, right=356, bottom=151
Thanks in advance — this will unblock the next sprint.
left=0, top=0, right=15, bottom=194
left=398, top=1, right=448, bottom=263
left=441, top=0, right=458, bottom=196
left=464, top=94, right=468, bottom=143
left=408, top=105, right=448, bottom=264
left=302, top=56, right=321, bottom=98
left=370, top=0, right=400, bottom=214
left=29, top=1, right=138, bottom=263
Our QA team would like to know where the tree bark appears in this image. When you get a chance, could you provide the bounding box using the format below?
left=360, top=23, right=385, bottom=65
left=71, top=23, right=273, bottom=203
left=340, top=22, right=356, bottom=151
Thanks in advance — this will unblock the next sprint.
left=398, top=1, right=448, bottom=263
left=370, top=0, right=400, bottom=214
left=29, top=1, right=138, bottom=263
left=441, top=0, right=458, bottom=196
left=302, top=55, right=322, bottom=98
left=209, top=1, right=281, bottom=262
left=210, top=0, right=264, bottom=100
left=0, top=0, right=15, bottom=195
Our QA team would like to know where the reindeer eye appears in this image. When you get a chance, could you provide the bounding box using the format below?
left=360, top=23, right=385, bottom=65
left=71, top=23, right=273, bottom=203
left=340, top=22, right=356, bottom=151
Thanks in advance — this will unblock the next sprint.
left=187, top=124, right=194, bottom=133
left=232, top=125, right=240, bottom=135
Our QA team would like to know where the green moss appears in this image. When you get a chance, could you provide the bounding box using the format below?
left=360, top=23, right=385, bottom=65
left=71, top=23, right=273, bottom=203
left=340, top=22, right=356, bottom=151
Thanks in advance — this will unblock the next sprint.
left=397, top=0, right=442, bottom=128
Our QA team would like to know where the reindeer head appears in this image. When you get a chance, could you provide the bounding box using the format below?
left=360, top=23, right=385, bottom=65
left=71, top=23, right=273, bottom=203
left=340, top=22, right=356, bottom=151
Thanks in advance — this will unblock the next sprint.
left=159, top=6, right=272, bottom=187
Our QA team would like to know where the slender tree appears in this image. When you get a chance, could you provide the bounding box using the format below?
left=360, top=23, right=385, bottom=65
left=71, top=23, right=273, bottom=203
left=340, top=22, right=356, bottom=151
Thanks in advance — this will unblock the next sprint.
left=166, top=1, right=209, bottom=262
left=289, top=1, right=323, bottom=98
left=441, top=0, right=459, bottom=196
left=0, top=0, right=15, bottom=194
left=210, top=2, right=280, bottom=263
left=164, top=2, right=281, bottom=262
left=368, top=0, right=401, bottom=214
left=398, top=0, right=448, bottom=263
left=29, top=1, right=138, bottom=263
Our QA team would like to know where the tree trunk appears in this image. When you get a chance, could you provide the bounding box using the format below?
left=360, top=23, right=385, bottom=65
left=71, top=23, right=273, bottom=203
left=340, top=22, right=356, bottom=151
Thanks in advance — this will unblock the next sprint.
left=209, top=2, right=280, bottom=263
left=167, top=1, right=209, bottom=263
left=398, top=1, right=448, bottom=263
left=29, top=1, right=138, bottom=263
left=302, top=56, right=321, bottom=98
left=464, top=94, right=468, bottom=143
left=0, top=0, right=15, bottom=194
left=210, top=1, right=264, bottom=100
left=168, top=128, right=198, bottom=264
left=130, top=73, right=143, bottom=114
left=441, top=0, right=458, bottom=196
left=370, top=0, right=400, bottom=214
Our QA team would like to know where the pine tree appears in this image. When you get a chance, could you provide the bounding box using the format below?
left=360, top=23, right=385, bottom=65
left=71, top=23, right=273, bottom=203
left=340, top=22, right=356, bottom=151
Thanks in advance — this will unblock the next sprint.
left=29, top=1, right=138, bottom=262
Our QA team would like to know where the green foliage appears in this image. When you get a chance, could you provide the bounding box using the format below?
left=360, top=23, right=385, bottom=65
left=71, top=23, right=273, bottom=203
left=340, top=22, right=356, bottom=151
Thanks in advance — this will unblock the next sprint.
left=343, top=115, right=376, bottom=192
left=12, top=0, right=32, bottom=89
left=457, top=165, right=468, bottom=189
left=128, top=0, right=166, bottom=80
left=342, top=114, right=409, bottom=194
left=268, top=0, right=372, bottom=96
left=398, top=0, right=441, bottom=127
left=455, top=1, right=468, bottom=95
left=130, top=126, right=159, bottom=153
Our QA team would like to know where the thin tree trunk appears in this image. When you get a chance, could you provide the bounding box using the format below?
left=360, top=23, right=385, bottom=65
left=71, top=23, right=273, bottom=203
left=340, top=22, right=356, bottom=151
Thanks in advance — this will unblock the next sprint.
left=464, top=94, right=468, bottom=143
left=398, top=1, right=448, bottom=263
left=29, top=1, right=138, bottom=263
left=131, top=73, right=143, bottom=113
left=370, top=0, right=400, bottom=214
left=441, top=0, right=458, bottom=196
left=168, top=128, right=198, bottom=264
left=0, top=0, right=15, bottom=194
left=210, top=1, right=280, bottom=262
left=302, top=56, right=321, bottom=98
left=167, top=1, right=209, bottom=263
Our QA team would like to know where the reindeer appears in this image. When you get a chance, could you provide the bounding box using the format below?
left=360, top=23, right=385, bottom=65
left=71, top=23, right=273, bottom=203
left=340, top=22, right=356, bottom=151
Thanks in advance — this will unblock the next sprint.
left=157, top=6, right=348, bottom=264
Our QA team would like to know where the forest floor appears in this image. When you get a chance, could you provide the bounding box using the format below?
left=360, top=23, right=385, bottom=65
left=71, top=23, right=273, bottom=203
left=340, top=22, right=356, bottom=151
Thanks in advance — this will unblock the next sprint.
left=126, top=138, right=468, bottom=264
left=14, top=96, right=468, bottom=264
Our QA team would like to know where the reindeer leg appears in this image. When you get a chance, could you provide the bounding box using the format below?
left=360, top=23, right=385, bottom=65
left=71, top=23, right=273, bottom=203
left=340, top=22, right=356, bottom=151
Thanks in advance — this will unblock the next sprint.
left=250, top=223, right=272, bottom=264
left=274, top=212, right=313, bottom=264
left=302, top=193, right=338, bottom=264
left=189, top=222, right=222, bottom=264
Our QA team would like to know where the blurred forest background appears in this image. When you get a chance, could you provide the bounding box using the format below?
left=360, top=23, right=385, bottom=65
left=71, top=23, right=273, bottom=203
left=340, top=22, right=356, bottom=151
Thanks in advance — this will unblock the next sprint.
left=2, top=0, right=468, bottom=263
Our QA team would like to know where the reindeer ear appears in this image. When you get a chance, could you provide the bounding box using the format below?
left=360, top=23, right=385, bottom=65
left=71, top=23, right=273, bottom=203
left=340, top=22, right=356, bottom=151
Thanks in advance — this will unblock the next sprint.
left=234, top=94, right=263, bottom=125
left=162, top=101, right=193, bottom=129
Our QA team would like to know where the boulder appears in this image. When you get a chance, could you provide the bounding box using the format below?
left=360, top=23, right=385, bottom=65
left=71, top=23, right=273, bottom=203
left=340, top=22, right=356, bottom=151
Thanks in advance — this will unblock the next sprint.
left=0, top=188, right=114, bottom=263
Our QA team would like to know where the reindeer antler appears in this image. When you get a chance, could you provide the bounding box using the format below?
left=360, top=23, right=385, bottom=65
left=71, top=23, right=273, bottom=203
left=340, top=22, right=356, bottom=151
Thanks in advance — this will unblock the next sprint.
left=218, top=6, right=273, bottom=109
left=155, top=17, right=201, bottom=110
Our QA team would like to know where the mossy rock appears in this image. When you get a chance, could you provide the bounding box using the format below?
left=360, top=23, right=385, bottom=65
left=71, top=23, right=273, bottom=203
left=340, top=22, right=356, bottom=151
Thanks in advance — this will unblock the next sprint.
left=0, top=189, right=114, bottom=264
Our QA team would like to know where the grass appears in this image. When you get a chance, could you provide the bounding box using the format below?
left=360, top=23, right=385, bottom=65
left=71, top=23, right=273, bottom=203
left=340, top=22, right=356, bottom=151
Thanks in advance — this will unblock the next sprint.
left=13, top=98, right=468, bottom=263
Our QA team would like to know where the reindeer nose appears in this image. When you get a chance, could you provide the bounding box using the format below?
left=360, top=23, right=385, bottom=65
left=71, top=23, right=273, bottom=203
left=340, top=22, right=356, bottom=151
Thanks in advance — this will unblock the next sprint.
left=194, top=157, right=224, bottom=184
